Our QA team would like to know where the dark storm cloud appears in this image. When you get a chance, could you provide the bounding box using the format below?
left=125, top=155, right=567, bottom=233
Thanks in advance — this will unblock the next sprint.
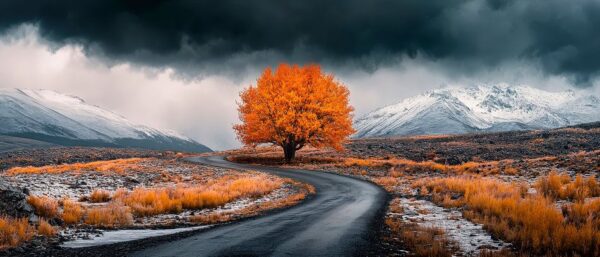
left=1, top=0, right=599, bottom=85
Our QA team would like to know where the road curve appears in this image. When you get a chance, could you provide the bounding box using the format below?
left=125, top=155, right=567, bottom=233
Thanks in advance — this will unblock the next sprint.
left=129, top=156, right=387, bottom=257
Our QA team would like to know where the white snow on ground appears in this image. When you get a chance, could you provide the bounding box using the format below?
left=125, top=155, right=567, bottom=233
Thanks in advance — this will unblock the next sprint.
left=60, top=226, right=211, bottom=248
left=397, top=198, right=510, bottom=256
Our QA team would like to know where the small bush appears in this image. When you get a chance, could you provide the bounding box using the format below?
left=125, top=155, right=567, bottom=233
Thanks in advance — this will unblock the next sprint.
left=61, top=199, right=85, bottom=225
left=89, top=189, right=111, bottom=203
left=27, top=195, right=59, bottom=218
left=37, top=219, right=56, bottom=237
left=84, top=203, right=133, bottom=228
left=0, top=216, right=35, bottom=250
left=535, top=172, right=600, bottom=201
left=373, top=176, right=398, bottom=189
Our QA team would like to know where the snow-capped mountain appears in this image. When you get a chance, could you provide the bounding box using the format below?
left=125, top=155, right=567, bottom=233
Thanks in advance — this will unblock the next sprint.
left=0, top=88, right=211, bottom=152
left=353, top=85, right=600, bottom=138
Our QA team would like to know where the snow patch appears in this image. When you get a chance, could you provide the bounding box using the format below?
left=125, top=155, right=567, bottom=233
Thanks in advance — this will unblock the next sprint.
left=60, top=226, right=211, bottom=248
left=396, top=198, right=510, bottom=256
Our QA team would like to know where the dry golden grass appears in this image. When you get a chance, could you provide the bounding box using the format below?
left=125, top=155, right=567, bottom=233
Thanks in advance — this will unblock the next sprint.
left=372, top=176, right=399, bottom=190
left=27, top=195, right=59, bottom=219
left=343, top=157, right=448, bottom=172
left=502, top=166, right=518, bottom=175
left=0, top=216, right=35, bottom=250
left=416, top=176, right=600, bottom=256
left=6, top=158, right=145, bottom=175
left=535, top=171, right=600, bottom=201
left=84, top=203, right=133, bottom=228
left=61, top=199, right=85, bottom=225
left=89, top=189, right=111, bottom=203
left=114, top=174, right=284, bottom=217
left=189, top=181, right=314, bottom=225
left=37, top=219, right=56, bottom=237
left=341, top=157, right=521, bottom=175
left=189, top=213, right=232, bottom=224
left=385, top=218, right=455, bottom=257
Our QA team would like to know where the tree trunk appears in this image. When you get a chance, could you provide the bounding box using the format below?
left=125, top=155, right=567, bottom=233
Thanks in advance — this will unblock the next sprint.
left=282, top=142, right=296, bottom=163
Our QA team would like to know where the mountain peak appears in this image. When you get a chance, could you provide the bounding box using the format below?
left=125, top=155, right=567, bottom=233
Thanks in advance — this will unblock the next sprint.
left=0, top=88, right=211, bottom=152
left=354, top=85, right=600, bottom=138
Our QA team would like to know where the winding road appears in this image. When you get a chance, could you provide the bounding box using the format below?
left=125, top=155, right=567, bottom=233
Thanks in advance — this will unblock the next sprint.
left=129, top=156, right=387, bottom=257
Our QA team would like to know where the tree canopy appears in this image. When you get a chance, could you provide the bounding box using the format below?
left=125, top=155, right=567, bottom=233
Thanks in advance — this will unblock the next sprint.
left=234, top=63, right=354, bottom=162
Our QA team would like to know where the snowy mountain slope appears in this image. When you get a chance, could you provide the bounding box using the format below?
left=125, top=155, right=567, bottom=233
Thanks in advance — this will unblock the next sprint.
left=0, top=88, right=211, bottom=152
left=354, top=85, right=600, bottom=138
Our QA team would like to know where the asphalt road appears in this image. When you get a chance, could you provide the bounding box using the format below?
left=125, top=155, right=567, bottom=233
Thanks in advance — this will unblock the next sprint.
left=129, top=156, right=387, bottom=257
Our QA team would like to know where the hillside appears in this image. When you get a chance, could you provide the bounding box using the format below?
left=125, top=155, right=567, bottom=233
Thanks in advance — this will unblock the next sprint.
left=0, top=88, right=211, bottom=152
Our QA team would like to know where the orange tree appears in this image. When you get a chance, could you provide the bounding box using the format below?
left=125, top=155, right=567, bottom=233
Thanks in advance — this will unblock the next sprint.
left=234, top=63, right=354, bottom=162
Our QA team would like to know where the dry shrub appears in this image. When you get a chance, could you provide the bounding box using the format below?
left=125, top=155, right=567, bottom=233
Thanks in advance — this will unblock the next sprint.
left=388, top=168, right=403, bottom=178
left=89, top=189, right=111, bottom=203
left=116, top=187, right=183, bottom=216
left=454, top=161, right=479, bottom=173
left=0, top=217, right=35, bottom=250
left=385, top=218, right=455, bottom=257
left=27, top=195, right=59, bottom=218
left=37, top=219, right=56, bottom=236
left=373, top=176, right=398, bottom=190
left=189, top=213, right=232, bottom=224
left=7, top=158, right=145, bottom=175
left=84, top=203, right=133, bottom=228
left=563, top=198, right=600, bottom=228
left=114, top=174, right=284, bottom=217
left=535, top=171, right=600, bottom=201
left=503, top=166, right=519, bottom=175
left=62, top=199, right=85, bottom=225
left=344, top=158, right=378, bottom=167
left=417, top=176, right=600, bottom=256
left=343, top=158, right=448, bottom=173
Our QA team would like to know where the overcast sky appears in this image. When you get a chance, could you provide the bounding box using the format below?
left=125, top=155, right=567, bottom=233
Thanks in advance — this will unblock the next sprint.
left=0, top=1, right=599, bottom=150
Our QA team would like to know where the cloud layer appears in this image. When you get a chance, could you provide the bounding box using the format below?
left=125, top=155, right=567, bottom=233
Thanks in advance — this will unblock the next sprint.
left=1, top=0, right=600, bottom=84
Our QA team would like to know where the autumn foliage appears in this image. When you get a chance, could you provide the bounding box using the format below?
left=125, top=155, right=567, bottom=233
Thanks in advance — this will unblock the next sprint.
left=234, top=64, right=354, bottom=162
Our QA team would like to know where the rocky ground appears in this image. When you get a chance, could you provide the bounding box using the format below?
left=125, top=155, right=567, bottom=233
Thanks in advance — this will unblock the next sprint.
left=346, top=122, right=600, bottom=164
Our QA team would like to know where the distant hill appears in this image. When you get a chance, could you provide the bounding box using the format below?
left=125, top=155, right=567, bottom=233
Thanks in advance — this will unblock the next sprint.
left=0, top=88, right=211, bottom=152
left=354, top=85, right=600, bottom=138
left=0, top=135, right=55, bottom=153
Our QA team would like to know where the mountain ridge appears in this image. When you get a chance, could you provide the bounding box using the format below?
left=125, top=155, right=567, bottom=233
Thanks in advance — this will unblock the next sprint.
left=354, top=85, right=600, bottom=138
left=0, top=88, right=211, bottom=152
